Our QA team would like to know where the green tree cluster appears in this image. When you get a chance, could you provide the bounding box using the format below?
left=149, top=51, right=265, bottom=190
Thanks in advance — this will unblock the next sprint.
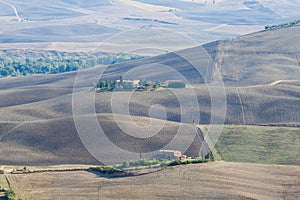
left=95, top=78, right=162, bottom=92
left=90, top=166, right=120, bottom=174
left=0, top=53, right=144, bottom=78
left=168, top=158, right=212, bottom=166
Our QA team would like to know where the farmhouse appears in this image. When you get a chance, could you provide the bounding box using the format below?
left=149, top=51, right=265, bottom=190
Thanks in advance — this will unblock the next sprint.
left=116, top=79, right=139, bottom=89
left=164, top=80, right=186, bottom=88
left=154, top=150, right=183, bottom=160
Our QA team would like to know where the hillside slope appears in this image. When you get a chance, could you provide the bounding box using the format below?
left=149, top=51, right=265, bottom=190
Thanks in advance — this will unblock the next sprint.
left=214, top=25, right=300, bottom=85
left=0, top=114, right=205, bottom=165
left=0, top=25, right=299, bottom=89
left=0, top=81, right=299, bottom=125
left=0, top=26, right=300, bottom=165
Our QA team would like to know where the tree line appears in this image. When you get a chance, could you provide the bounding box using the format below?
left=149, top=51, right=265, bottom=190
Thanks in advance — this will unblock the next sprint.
left=265, top=19, right=300, bottom=31
left=0, top=52, right=144, bottom=77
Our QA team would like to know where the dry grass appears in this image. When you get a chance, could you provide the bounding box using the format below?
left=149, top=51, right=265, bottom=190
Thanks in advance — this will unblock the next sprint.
left=6, top=162, right=300, bottom=200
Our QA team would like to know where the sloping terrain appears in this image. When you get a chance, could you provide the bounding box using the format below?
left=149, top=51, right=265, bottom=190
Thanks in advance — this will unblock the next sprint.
left=0, top=25, right=300, bottom=88
left=0, top=114, right=207, bottom=165
left=0, top=81, right=299, bottom=124
left=1, top=84, right=299, bottom=165
left=0, top=26, right=300, bottom=165
left=214, top=25, right=300, bottom=85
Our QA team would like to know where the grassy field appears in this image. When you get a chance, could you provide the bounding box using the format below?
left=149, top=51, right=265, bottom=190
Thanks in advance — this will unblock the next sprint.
left=4, top=162, right=300, bottom=200
left=213, top=125, right=300, bottom=165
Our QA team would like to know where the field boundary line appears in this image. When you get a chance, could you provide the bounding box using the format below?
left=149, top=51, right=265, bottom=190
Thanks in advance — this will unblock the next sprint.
left=236, top=88, right=246, bottom=124
left=0, top=122, right=25, bottom=141
left=196, top=127, right=214, bottom=159
left=4, top=174, right=11, bottom=189
left=0, top=0, right=23, bottom=22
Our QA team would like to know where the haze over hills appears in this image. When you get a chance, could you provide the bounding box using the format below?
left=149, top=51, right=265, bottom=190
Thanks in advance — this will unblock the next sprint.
left=1, top=24, right=300, bottom=88
left=1, top=0, right=300, bottom=53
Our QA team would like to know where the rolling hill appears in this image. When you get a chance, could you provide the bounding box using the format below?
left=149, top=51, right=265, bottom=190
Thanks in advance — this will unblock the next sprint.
left=1, top=24, right=300, bottom=88
left=0, top=25, right=300, bottom=165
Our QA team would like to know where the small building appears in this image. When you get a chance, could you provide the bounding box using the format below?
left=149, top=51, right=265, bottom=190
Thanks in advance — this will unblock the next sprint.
left=179, top=155, right=187, bottom=161
left=116, top=79, right=139, bottom=89
left=165, top=80, right=186, bottom=88
left=153, top=150, right=182, bottom=160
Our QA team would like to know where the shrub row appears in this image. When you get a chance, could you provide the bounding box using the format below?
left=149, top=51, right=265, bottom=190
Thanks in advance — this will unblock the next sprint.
left=265, top=19, right=300, bottom=31
left=168, top=158, right=213, bottom=166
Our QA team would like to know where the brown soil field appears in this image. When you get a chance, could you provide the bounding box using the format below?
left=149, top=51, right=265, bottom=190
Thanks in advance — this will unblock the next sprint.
left=0, top=78, right=299, bottom=165
left=0, top=81, right=299, bottom=124
left=0, top=25, right=299, bottom=165
left=5, top=161, right=300, bottom=200
left=0, top=114, right=206, bottom=165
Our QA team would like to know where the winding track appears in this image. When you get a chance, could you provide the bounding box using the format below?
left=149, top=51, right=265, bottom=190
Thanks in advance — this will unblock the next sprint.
left=236, top=88, right=246, bottom=124
left=0, top=0, right=23, bottom=21
left=0, top=122, right=25, bottom=142
left=109, top=0, right=116, bottom=5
